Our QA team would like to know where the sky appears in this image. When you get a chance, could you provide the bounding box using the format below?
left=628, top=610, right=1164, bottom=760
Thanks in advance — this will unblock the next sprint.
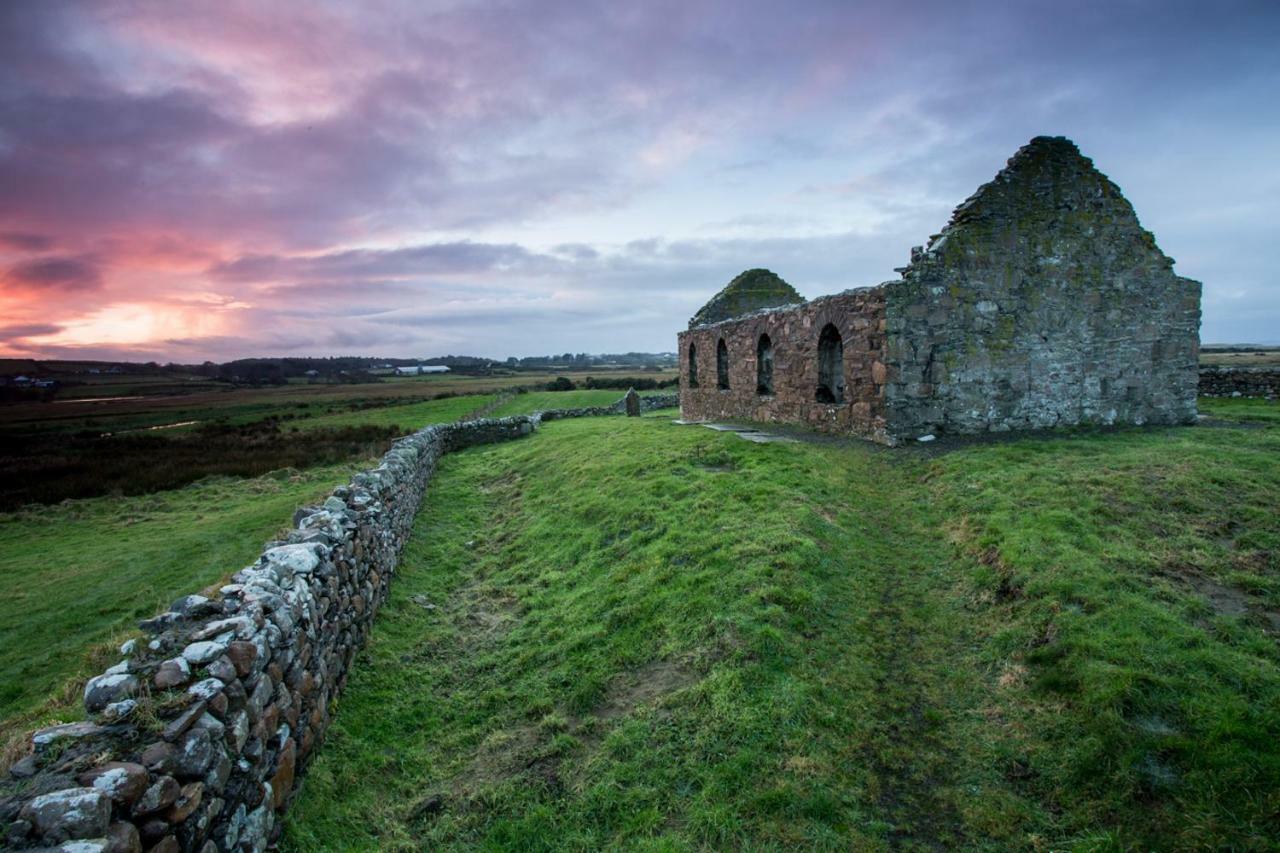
left=1, top=0, right=1277, bottom=362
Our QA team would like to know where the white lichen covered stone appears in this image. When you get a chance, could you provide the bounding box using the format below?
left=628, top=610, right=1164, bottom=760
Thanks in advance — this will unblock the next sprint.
left=182, top=640, right=227, bottom=665
left=83, top=673, right=139, bottom=712
left=21, top=787, right=111, bottom=841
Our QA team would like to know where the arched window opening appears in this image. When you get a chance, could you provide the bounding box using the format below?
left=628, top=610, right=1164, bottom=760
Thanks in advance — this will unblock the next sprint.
left=716, top=338, right=730, bottom=390
left=756, top=334, right=774, bottom=395
left=816, top=323, right=845, bottom=403
left=688, top=343, right=699, bottom=388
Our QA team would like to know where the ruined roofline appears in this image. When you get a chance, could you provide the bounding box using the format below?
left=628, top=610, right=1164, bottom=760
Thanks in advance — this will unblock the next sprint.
left=684, top=282, right=891, bottom=332
left=687, top=134, right=1192, bottom=332
left=687, top=267, right=803, bottom=328
left=897, top=134, right=1179, bottom=278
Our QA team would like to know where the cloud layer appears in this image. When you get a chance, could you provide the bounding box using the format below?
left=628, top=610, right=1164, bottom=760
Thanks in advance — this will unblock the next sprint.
left=2, top=0, right=1277, bottom=360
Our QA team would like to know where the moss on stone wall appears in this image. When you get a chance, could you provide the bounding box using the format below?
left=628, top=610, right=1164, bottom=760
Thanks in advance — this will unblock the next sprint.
left=688, top=268, right=803, bottom=328
left=882, top=136, right=1200, bottom=439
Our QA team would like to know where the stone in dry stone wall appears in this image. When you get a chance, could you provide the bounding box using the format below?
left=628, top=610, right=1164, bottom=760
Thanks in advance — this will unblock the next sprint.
left=1198, top=367, right=1280, bottom=399
left=638, top=393, right=679, bottom=412
left=0, top=416, right=536, bottom=852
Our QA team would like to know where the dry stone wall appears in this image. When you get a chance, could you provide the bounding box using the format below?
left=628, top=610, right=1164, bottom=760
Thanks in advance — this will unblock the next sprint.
left=537, top=392, right=678, bottom=422
left=1198, top=367, right=1280, bottom=399
left=1, top=395, right=663, bottom=852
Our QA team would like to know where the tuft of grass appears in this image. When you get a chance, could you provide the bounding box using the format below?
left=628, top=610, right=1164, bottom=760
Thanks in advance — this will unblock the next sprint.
left=286, top=400, right=1279, bottom=850
left=0, top=461, right=369, bottom=737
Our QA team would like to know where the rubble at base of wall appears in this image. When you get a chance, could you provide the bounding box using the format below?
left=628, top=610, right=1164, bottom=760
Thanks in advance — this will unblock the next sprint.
left=1198, top=366, right=1280, bottom=399
left=1, top=405, right=654, bottom=852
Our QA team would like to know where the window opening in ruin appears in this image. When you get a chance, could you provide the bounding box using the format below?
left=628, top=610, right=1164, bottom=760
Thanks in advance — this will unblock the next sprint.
left=688, top=343, right=698, bottom=388
left=816, top=323, right=845, bottom=403
left=756, top=334, right=774, bottom=395
left=716, top=338, right=730, bottom=390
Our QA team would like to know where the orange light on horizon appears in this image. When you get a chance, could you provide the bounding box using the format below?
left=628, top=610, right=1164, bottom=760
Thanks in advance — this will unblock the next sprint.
left=37, top=303, right=233, bottom=347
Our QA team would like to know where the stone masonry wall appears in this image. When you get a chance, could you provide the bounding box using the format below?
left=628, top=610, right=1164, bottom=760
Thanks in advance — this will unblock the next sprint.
left=1, top=395, right=660, bottom=852
left=881, top=137, right=1200, bottom=440
left=678, top=288, right=889, bottom=442
left=1198, top=367, right=1280, bottom=399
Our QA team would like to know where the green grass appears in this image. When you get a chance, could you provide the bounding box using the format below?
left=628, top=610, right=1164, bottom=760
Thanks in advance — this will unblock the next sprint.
left=289, top=394, right=495, bottom=432
left=0, top=462, right=369, bottom=737
left=286, top=402, right=1280, bottom=850
left=491, top=389, right=665, bottom=417
left=0, top=370, right=676, bottom=437
left=1199, top=395, right=1280, bottom=424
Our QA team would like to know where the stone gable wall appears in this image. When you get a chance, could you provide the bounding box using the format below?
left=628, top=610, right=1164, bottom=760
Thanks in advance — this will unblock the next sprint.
left=677, top=287, right=890, bottom=442
left=880, top=137, right=1201, bottom=439
left=1, top=398, right=652, bottom=852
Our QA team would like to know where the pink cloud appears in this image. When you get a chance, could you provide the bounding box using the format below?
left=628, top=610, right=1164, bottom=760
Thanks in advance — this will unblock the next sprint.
left=0, top=0, right=1275, bottom=358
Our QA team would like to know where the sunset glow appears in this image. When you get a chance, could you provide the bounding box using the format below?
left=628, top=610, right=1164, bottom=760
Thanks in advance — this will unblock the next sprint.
left=2, top=1, right=1277, bottom=361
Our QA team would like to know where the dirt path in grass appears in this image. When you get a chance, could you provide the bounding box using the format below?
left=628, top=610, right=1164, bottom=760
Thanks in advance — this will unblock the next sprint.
left=861, top=569, right=966, bottom=850
left=811, top=482, right=973, bottom=851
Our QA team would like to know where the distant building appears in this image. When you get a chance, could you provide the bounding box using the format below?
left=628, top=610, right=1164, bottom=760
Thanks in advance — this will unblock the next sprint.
left=395, top=365, right=451, bottom=376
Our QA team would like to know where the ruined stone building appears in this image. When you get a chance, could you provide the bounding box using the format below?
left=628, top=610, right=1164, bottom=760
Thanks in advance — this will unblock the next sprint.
left=677, top=137, right=1202, bottom=444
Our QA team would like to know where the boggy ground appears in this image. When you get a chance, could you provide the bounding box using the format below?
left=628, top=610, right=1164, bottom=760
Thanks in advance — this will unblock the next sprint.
left=285, top=405, right=1280, bottom=850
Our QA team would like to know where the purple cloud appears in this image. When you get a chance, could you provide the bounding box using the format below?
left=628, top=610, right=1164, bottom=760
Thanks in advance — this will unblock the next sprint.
left=0, top=232, right=54, bottom=251
left=0, top=323, right=62, bottom=340
left=2, top=256, right=102, bottom=292
left=0, top=0, right=1277, bottom=359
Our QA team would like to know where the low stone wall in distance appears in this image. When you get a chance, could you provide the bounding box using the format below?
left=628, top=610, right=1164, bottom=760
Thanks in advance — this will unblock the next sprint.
left=0, top=417, right=540, bottom=852
left=537, top=392, right=679, bottom=421
left=1198, top=366, right=1280, bottom=399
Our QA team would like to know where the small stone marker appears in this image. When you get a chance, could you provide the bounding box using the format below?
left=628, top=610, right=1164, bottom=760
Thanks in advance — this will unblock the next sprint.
left=624, top=387, right=641, bottom=417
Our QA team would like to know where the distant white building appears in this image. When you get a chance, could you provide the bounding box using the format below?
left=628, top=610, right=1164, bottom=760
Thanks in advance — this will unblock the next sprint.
left=395, top=365, right=451, bottom=376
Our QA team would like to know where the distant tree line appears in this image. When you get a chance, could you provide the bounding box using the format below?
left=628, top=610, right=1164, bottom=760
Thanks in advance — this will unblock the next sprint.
left=542, top=375, right=678, bottom=392
left=505, top=352, right=676, bottom=370
left=1, top=351, right=680, bottom=392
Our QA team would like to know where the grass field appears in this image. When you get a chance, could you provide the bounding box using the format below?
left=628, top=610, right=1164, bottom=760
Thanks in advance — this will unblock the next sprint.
left=285, top=402, right=1280, bottom=850
left=289, top=394, right=496, bottom=432
left=0, top=370, right=675, bottom=436
left=1199, top=395, right=1280, bottom=424
left=1199, top=348, right=1280, bottom=366
left=0, top=462, right=370, bottom=745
